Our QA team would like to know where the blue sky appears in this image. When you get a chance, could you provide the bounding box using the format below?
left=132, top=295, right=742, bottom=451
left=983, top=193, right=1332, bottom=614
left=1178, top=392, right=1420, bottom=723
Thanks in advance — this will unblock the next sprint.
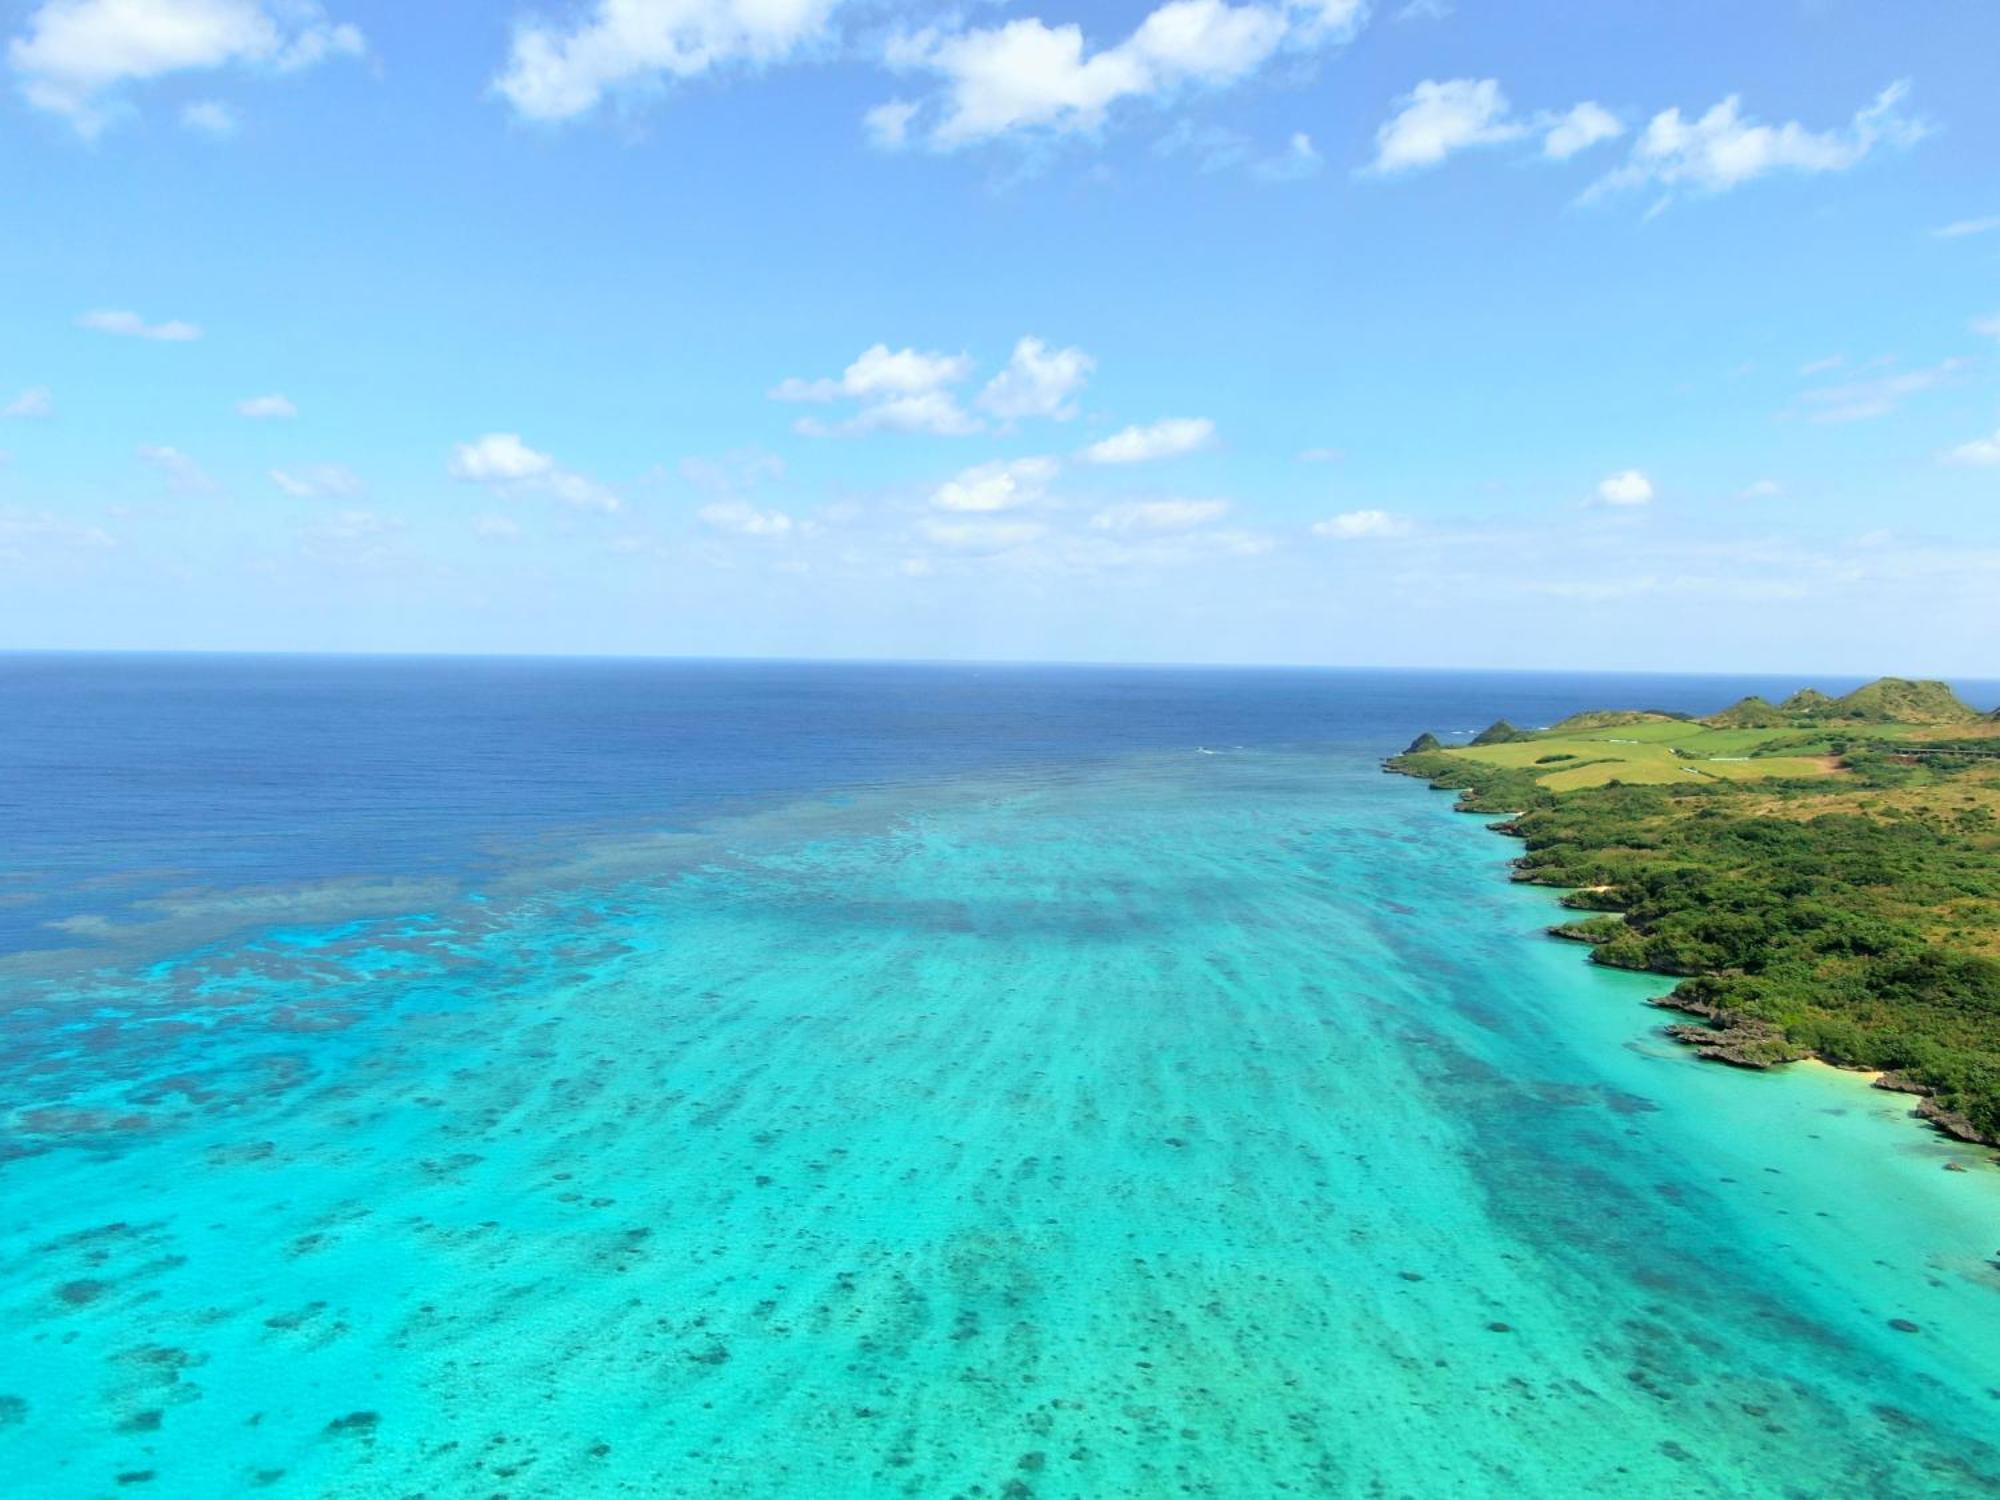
left=1, top=0, right=1996, bottom=672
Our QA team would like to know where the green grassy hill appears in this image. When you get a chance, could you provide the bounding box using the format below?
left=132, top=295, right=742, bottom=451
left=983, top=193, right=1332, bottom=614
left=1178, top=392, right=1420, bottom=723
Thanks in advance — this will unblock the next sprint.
left=1705, top=695, right=1790, bottom=729
left=1745, top=677, right=1980, bottom=725
left=1389, top=677, right=2000, bottom=1147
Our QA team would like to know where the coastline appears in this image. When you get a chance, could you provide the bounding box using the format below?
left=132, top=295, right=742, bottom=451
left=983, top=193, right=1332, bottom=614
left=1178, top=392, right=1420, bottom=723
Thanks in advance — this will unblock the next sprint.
left=1386, top=755, right=2000, bottom=1160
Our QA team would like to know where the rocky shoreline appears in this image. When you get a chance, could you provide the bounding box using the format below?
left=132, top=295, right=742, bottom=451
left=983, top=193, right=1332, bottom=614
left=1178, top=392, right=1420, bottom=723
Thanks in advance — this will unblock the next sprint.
left=1385, top=757, right=1999, bottom=1157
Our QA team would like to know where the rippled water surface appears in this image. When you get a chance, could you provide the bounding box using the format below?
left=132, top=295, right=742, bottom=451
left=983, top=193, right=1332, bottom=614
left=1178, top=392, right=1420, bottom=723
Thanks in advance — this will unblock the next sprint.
left=3, top=658, right=1997, bottom=1498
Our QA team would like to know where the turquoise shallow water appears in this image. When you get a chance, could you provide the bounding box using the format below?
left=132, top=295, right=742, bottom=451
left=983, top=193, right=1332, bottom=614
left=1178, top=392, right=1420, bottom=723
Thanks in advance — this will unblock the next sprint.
left=3, top=748, right=1998, bottom=1498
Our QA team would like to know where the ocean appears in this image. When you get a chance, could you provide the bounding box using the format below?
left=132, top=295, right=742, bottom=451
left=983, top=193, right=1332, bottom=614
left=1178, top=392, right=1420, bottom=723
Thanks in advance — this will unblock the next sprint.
left=2, top=655, right=1997, bottom=1498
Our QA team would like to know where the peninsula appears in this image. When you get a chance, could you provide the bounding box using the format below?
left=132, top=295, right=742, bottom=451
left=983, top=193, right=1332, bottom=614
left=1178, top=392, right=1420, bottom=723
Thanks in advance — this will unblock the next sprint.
left=1389, top=678, right=2000, bottom=1148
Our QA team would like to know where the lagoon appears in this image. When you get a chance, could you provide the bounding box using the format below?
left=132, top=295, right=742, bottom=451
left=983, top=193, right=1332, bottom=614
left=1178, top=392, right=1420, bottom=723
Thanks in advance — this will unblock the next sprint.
left=2, top=658, right=1997, bottom=1497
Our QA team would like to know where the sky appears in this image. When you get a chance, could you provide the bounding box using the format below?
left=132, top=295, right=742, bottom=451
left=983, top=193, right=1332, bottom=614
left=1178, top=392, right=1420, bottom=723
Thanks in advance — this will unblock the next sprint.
left=0, top=0, right=1996, bottom=673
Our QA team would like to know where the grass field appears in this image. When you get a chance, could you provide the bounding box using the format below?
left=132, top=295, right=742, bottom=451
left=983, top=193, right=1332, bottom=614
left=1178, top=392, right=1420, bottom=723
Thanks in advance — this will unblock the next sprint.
left=1443, top=720, right=1845, bottom=790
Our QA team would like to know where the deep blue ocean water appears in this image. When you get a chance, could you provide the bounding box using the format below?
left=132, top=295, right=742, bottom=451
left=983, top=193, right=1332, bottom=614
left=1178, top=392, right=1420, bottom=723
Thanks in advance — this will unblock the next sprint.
left=3, top=655, right=1998, bottom=1498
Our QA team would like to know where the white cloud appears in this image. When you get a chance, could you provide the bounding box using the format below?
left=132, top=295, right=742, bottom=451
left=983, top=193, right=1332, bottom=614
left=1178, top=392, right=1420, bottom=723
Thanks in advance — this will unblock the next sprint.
left=449, top=432, right=621, bottom=511
left=11, top=0, right=364, bottom=133
left=698, top=500, right=794, bottom=536
left=451, top=432, right=552, bottom=483
left=1082, top=416, right=1215, bottom=464
left=840, top=343, right=973, bottom=398
left=1593, top=80, right=1926, bottom=201
left=1091, top=498, right=1230, bottom=531
left=494, top=0, right=839, bottom=122
left=3, top=387, right=53, bottom=419
left=237, top=392, right=296, bottom=419
left=979, top=337, right=1094, bottom=421
left=137, top=443, right=214, bottom=492
left=1933, top=216, right=2000, bottom=240
left=1943, top=429, right=2000, bottom=467
left=1369, top=81, right=1624, bottom=175
left=1594, top=469, right=1654, bottom=507
left=181, top=97, right=235, bottom=134
left=932, top=455, right=1058, bottom=512
left=1739, top=479, right=1782, bottom=499
left=1298, top=446, right=1343, bottom=463
left=79, top=308, right=201, bottom=341
left=776, top=337, right=1094, bottom=438
left=1972, top=314, right=2000, bottom=340
left=1799, top=354, right=1845, bottom=376
left=1369, top=78, right=1525, bottom=173
left=1312, top=509, right=1411, bottom=539
left=270, top=463, right=361, bottom=498
left=474, top=514, right=523, bottom=540
left=1791, top=358, right=1963, bottom=423
left=1543, top=101, right=1621, bottom=160
left=775, top=342, right=979, bottom=435
left=888, top=0, right=1365, bottom=151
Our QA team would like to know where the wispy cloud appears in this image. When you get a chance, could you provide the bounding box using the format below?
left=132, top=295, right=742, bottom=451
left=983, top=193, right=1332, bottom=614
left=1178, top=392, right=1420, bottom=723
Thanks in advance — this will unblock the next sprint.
left=1157, top=121, right=1324, bottom=181
left=449, top=433, right=621, bottom=512
left=978, top=337, right=1093, bottom=422
left=1312, top=509, right=1412, bottom=539
left=79, top=308, right=201, bottom=342
left=1091, top=499, right=1231, bottom=531
left=3, top=387, right=53, bottom=419
left=872, top=0, right=1367, bottom=152
left=181, top=99, right=237, bottom=136
left=1943, top=429, right=2000, bottom=467
left=12, top=0, right=364, bottom=135
left=1790, top=358, right=1964, bottom=423
left=1933, top=216, right=2000, bottom=240
left=0, top=507, right=114, bottom=561
left=932, top=456, right=1059, bottom=512
left=775, top=343, right=979, bottom=436
left=1368, top=78, right=1526, bottom=173
left=1591, top=80, right=1926, bottom=205
left=1367, top=78, right=1621, bottom=174
left=271, top=464, right=362, bottom=499
left=699, top=501, right=795, bottom=536
left=496, top=0, right=837, bottom=123
left=1082, top=417, right=1215, bottom=464
left=138, top=443, right=215, bottom=493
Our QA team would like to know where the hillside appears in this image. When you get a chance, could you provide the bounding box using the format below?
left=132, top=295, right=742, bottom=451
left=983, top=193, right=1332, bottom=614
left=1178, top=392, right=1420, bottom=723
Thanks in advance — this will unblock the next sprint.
left=1705, top=695, right=1790, bottom=729
left=1739, top=677, right=1982, bottom=725
left=1389, top=678, right=2000, bottom=1147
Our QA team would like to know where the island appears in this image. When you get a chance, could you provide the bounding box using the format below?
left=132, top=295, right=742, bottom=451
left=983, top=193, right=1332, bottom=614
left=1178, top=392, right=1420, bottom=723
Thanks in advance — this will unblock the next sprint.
left=1389, top=677, right=2000, bottom=1149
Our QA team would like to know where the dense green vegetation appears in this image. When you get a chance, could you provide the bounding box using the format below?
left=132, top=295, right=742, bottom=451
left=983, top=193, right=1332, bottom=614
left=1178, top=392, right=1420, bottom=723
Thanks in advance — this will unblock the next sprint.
left=1469, top=719, right=1525, bottom=745
left=1390, top=679, right=2000, bottom=1146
